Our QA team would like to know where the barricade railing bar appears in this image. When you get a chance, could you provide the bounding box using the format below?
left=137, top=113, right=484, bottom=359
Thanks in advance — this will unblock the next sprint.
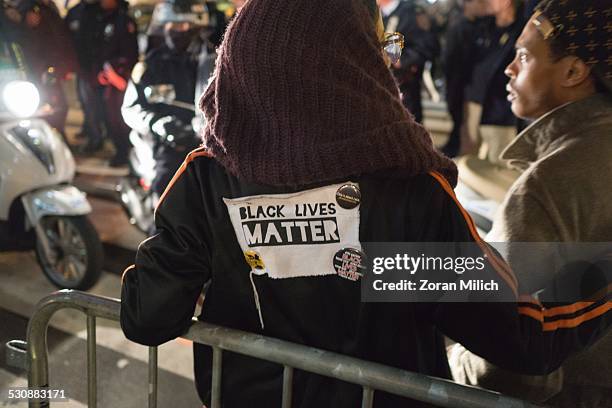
left=8, top=290, right=543, bottom=408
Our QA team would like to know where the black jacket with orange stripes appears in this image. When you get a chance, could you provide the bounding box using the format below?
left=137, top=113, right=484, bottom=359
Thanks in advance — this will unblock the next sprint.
left=121, top=149, right=611, bottom=408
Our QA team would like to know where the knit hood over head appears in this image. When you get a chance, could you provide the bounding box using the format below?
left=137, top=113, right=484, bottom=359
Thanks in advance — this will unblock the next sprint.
left=200, top=0, right=457, bottom=187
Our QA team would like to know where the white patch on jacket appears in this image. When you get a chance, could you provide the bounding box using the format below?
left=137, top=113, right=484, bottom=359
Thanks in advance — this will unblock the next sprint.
left=224, top=183, right=361, bottom=279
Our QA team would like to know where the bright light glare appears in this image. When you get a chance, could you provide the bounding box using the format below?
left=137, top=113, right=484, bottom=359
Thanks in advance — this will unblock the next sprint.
left=3, top=81, right=40, bottom=118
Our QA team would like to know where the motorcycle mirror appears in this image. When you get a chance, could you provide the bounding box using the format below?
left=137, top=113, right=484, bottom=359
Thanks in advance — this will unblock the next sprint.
left=144, top=84, right=177, bottom=104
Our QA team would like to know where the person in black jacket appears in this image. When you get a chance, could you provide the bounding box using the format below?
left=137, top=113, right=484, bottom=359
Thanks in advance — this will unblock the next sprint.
left=462, top=0, right=526, bottom=161
left=67, top=0, right=138, bottom=165
left=378, top=0, right=439, bottom=123
left=120, top=1, right=611, bottom=407
left=122, top=0, right=211, bottom=201
left=441, top=0, right=488, bottom=157
left=4, top=0, right=77, bottom=137
left=65, top=0, right=101, bottom=145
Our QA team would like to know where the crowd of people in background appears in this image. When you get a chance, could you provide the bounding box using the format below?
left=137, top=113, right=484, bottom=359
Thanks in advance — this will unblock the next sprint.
left=1, top=0, right=546, bottom=167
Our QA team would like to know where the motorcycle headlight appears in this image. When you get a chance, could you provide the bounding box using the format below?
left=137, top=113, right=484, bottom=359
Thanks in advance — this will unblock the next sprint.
left=2, top=81, right=40, bottom=118
left=8, top=121, right=55, bottom=174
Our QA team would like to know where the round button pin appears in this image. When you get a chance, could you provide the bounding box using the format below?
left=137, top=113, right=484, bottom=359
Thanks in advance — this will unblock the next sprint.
left=333, top=248, right=367, bottom=281
left=336, top=184, right=361, bottom=209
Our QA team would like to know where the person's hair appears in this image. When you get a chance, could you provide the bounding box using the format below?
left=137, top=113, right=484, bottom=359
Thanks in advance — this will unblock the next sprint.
left=547, top=38, right=610, bottom=95
left=547, top=35, right=568, bottom=62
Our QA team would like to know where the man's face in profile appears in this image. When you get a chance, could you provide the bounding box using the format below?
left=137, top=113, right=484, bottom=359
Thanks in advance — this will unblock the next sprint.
left=504, top=20, right=563, bottom=120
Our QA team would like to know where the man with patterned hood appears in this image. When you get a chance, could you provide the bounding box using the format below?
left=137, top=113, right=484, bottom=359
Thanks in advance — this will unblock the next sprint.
left=449, top=0, right=612, bottom=406
left=120, top=0, right=611, bottom=406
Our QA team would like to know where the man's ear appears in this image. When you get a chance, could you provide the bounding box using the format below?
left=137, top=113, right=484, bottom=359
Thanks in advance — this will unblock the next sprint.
left=560, top=57, right=592, bottom=88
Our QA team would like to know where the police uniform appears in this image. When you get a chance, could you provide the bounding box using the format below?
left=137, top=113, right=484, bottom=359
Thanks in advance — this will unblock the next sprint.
left=66, top=1, right=104, bottom=145
left=441, top=15, right=482, bottom=157
left=465, top=13, right=525, bottom=129
left=382, top=0, right=439, bottom=123
left=67, top=0, right=138, bottom=161
left=122, top=44, right=202, bottom=197
left=6, top=0, right=77, bottom=136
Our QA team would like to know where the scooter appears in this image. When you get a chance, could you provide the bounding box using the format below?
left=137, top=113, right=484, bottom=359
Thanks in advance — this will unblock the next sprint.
left=0, top=77, right=104, bottom=290
left=118, top=84, right=196, bottom=234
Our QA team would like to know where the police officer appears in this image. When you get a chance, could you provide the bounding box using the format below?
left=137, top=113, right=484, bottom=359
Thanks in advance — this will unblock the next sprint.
left=441, top=0, right=488, bottom=157
left=3, top=0, right=77, bottom=137
left=67, top=0, right=138, bottom=165
left=122, top=0, right=208, bottom=199
left=461, top=0, right=526, bottom=161
left=378, top=0, right=439, bottom=123
left=66, top=0, right=103, bottom=146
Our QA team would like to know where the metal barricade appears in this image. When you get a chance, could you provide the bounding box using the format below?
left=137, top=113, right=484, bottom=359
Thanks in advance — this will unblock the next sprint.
left=7, top=290, right=543, bottom=408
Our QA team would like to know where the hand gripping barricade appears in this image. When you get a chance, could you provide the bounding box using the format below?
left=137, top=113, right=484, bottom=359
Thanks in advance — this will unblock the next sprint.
left=6, top=290, right=543, bottom=408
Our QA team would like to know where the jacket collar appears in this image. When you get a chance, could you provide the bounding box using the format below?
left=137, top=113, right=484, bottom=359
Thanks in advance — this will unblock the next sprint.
left=501, top=93, right=612, bottom=170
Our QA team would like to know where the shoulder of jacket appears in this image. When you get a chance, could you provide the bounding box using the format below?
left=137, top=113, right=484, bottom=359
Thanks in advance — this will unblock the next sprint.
left=185, top=147, right=212, bottom=164
left=182, top=147, right=214, bottom=176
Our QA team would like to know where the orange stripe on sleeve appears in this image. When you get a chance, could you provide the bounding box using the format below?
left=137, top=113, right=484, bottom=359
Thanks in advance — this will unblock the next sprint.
left=543, top=301, right=597, bottom=318
left=517, top=280, right=611, bottom=326
left=156, top=147, right=211, bottom=208
left=121, top=264, right=135, bottom=284
left=543, top=302, right=612, bottom=331
left=429, top=171, right=519, bottom=297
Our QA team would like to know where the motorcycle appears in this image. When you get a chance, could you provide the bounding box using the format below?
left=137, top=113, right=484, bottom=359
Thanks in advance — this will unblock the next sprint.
left=0, top=41, right=104, bottom=290
left=118, top=84, right=196, bottom=234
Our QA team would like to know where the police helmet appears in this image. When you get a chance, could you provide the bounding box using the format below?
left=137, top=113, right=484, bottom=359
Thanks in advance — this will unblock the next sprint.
left=150, top=0, right=209, bottom=28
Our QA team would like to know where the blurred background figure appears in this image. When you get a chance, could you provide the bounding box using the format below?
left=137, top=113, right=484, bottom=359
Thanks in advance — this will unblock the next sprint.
left=462, top=0, right=525, bottom=162
left=122, top=0, right=210, bottom=205
left=523, top=0, right=537, bottom=19
left=440, top=0, right=488, bottom=157
left=377, top=0, right=439, bottom=123
left=230, top=0, right=245, bottom=10
left=144, top=0, right=226, bottom=54
left=66, top=0, right=104, bottom=150
left=66, top=0, right=138, bottom=167
left=2, top=0, right=77, bottom=139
